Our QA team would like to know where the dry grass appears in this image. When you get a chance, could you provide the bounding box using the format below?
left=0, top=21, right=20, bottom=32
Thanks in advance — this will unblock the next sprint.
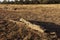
left=0, top=19, right=47, bottom=40
left=0, top=4, right=60, bottom=24
left=0, top=4, right=60, bottom=40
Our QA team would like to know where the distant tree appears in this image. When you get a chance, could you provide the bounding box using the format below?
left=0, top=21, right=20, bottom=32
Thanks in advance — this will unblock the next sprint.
left=36, top=0, right=49, bottom=3
left=3, top=0, right=7, bottom=2
left=47, top=0, right=60, bottom=4
left=1, top=0, right=60, bottom=4
left=41, top=0, right=49, bottom=3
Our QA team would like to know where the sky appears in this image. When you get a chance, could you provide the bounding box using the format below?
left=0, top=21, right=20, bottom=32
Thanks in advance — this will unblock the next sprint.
left=0, top=0, right=15, bottom=2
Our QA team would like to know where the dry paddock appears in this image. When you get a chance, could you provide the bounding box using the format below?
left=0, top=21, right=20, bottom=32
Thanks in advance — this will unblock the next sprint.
left=0, top=4, right=60, bottom=25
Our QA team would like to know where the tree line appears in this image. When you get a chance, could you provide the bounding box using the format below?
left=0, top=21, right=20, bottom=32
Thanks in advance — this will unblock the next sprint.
left=0, top=0, right=60, bottom=4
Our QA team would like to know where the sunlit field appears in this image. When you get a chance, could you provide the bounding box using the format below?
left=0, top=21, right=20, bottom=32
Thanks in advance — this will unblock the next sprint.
left=0, top=4, right=60, bottom=24
left=0, top=4, right=60, bottom=40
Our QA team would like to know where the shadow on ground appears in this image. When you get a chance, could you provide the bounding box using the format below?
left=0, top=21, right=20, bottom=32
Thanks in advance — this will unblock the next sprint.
left=29, top=20, right=60, bottom=38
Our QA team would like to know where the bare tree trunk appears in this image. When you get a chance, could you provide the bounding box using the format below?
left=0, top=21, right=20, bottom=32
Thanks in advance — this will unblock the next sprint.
left=8, top=0, right=10, bottom=2
left=20, top=0, right=23, bottom=2
left=3, top=0, right=7, bottom=2
left=15, top=0, right=18, bottom=2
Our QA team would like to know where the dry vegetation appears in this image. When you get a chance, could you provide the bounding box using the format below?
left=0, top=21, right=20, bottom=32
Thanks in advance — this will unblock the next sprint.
left=0, top=4, right=60, bottom=24
left=0, top=4, right=60, bottom=40
left=0, top=19, right=43, bottom=40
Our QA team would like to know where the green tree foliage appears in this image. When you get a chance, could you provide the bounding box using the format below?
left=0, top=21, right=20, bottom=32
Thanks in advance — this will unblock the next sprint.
left=1, top=0, right=60, bottom=4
